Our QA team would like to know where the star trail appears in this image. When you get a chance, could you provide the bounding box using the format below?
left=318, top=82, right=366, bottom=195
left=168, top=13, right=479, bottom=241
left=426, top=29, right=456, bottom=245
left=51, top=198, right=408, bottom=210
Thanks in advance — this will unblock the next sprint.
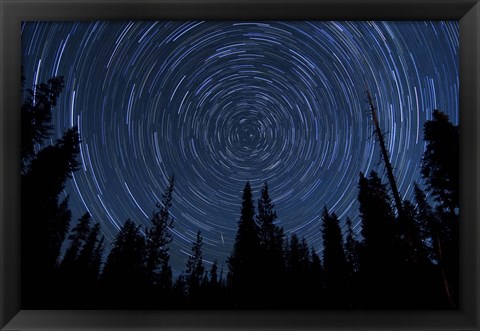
left=21, top=21, right=459, bottom=274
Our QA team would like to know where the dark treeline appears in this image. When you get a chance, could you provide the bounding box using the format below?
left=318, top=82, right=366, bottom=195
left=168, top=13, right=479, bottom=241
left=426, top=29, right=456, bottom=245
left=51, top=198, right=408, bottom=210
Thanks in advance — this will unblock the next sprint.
left=22, top=75, right=458, bottom=309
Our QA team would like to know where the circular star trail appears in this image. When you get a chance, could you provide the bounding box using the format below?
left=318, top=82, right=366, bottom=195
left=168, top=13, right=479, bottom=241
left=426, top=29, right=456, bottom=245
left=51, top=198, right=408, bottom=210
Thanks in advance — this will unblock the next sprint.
left=21, top=21, right=459, bottom=274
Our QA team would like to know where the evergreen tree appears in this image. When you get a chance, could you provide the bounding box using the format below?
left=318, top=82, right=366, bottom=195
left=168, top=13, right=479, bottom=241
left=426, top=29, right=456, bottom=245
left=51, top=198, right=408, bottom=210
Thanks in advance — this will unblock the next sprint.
left=343, top=217, right=360, bottom=307
left=394, top=199, right=441, bottom=308
left=171, top=274, right=187, bottom=307
left=415, top=190, right=458, bottom=309
left=22, top=126, right=81, bottom=308
left=257, top=182, right=279, bottom=250
left=61, top=212, right=92, bottom=270
left=420, top=110, right=459, bottom=308
left=145, top=175, right=175, bottom=291
left=413, top=184, right=437, bottom=261
left=227, top=181, right=260, bottom=308
left=91, top=235, right=105, bottom=281
left=285, top=233, right=300, bottom=273
left=24, top=127, right=81, bottom=264
left=321, top=207, right=348, bottom=307
left=309, top=248, right=324, bottom=307
left=284, top=234, right=311, bottom=276
left=398, top=181, right=458, bottom=310
left=50, top=196, right=73, bottom=267
left=76, top=222, right=104, bottom=283
left=397, top=200, right=430, bottom=266
left=184, top=230, right=205, bottom=298
left=357, top=171, right=401, bottom=308
left=283, top=233, right=311, bottom=307
left=421, top=110, right=459, bottom=215
left=100, top=219, right=148, bottom=308
left=204, top=260, right=226, bottom=308
left=24, top=127, right=81, bottom=203
left=344, top=217, right=360, bottom=274
left=256, top=182, right=284, bottom=307
left=299, top=237, right=311, bottom=272
left=358, top=171, right=397, bottom=252
left=209, top=259, right=218, bottom=287
left=21, top=76, right=65, bottom=172
left=57, top=212, right=91, bottom=306
left=59, top=215, right=104, bottom=308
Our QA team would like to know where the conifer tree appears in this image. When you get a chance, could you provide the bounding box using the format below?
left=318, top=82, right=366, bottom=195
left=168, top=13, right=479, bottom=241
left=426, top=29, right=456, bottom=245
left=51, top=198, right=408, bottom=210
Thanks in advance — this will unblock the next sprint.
left=21, top=76, right=65, bottom=172
left=285, top=233, right=299, bottom=273
left=398, top=200, right=430, bottom=265
left=321, top=207, right=348, bottom=307
left=100, top=219, right=148, bottom=308
left=358, top=171, right=396, bottom=252
left=256, top=182, right=284, bottom=306
left=257, top=182, right=280, bottom=251
left=283, top=233, right=311, bottom=307
left=50, top=196, right=73, bottom=267
left=284, top=234, right=310, bottom=275
left=77, top=222, right=104, bottom=282
left=145, top=175, right=175, bottom=290
left=420, top=110, right=459, bottom=308
left=357, top=171, right=402, bottom=307
left=25, top=127, right=81, bottom=198
left=299, top=237, right=311, bottom=272
left=309, top=248, right=324, bottom=307
left=23, top=127, right=81, bottom=269
left=61, top=212, right=92, bottom=269
left=344, top=217, right=360, bottom=274
left=421, top=110, right=459, bottom=215
left=22, top=126, right=81, bottom=308
left=91, top=235, right=105, bottom=280
left=227, top=181, right=259, bottom=307
left=185, top=230, right=205, bottom=298
left=343, top=217, right=360, bottom=307
left=172, top=274, right=187, bottom=301
left=421, top=110, right=460, bottom=307
left=209, top=259, right=218, bottom=287
left=59, top=216, right=104, bottom=307
left=413, top=184, right=436, bottom=260
left=393, top=199, right=441, bottom=307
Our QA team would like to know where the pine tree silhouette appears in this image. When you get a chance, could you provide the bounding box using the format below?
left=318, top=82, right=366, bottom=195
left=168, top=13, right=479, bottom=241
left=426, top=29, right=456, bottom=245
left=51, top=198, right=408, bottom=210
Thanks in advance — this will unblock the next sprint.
left=309, top=248, right=325, bottom=308
left=344, top=217, right=360, bottom=275
left=420, top=110, right=459, bottom=308
left=321, top=206, right=348, bottom=308
left=146, top=175, right=175, bottom=305
left=227, top=181, right=260, bottom=308
left=256, top=181, right=284, bottom=307
left=22, top=126, right=81, bottom=308
left=100, top=219, right=148, bottom=308
left=283, top=233, right=311, bottom=307
left=61, top=213, right=92, bottom=270
left=209, top=259, right=218, bottom=287
left=59, top=213, right=104, bottom=307
left=21, top=76, right=65, bottom=173
left=421, top=110, right=459, bottom=215
left=357, top=171, right=400, bottom=308
left=184, top=230, right=205, bottom=303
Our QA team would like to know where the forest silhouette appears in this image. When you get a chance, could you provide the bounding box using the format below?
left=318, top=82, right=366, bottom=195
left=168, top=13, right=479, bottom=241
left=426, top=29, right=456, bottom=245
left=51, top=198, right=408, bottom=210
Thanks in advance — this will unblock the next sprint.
left=21, top=74, right=459, bottom=309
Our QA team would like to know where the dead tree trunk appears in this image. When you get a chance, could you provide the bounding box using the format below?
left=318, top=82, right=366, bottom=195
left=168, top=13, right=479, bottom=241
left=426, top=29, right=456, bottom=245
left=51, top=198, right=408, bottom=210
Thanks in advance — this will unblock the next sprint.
left=365, top=88, right=404, bottom=219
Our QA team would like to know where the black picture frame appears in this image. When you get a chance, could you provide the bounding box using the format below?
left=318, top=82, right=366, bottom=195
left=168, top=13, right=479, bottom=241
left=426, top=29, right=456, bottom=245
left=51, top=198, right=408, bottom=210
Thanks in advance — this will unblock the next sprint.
left=1, top=0, right=479, bottom=330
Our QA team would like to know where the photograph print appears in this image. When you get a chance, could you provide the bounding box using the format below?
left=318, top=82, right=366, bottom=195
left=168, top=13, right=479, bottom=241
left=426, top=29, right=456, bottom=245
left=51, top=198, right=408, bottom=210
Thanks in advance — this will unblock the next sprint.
left=21, top=21, right=459, bottom=309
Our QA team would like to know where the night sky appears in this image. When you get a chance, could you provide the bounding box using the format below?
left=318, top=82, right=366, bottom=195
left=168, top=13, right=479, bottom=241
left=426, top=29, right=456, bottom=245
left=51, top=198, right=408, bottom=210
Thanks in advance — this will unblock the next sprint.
left=21, top=21, right=459, bottom=275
